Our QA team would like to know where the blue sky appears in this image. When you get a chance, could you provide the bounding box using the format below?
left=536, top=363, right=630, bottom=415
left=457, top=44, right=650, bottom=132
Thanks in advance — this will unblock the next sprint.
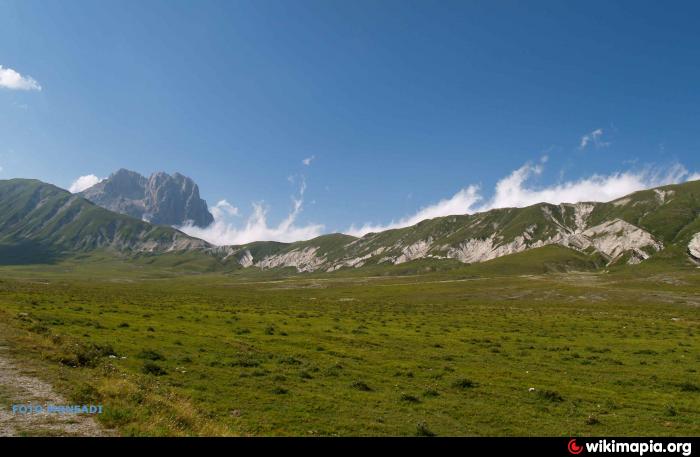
left=1, top=0, right=699, bottom=244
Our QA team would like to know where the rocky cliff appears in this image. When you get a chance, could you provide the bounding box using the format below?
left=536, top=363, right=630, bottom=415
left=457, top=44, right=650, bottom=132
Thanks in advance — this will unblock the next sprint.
left=80, top=169, right=214, bottom=228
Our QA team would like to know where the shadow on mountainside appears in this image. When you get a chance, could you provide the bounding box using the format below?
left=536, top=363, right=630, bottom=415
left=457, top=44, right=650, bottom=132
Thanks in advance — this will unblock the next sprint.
left=0, top=241, right=63, bottom=266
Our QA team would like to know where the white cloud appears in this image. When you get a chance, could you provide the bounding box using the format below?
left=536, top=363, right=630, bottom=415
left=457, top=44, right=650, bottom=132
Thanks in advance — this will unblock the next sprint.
left=579, top=128, right=609, bottom=150
left=181, top=160, right=700, bottom=244
left=0, top=65, right=42, bottom=91
left=688, top=172, right=700, bottom=181
left=211, top=199, right=239, bottom=218
left=69, top=174, right=102, bottom=193
left=347, top=161, right=692, bottom=237
left=347, top=186, right=482, bottom=236
left=178, top=177, right=324, bottom=245
left=481, top=162, right=687, bottom=210
left=302, top=155, right=315, bottom=166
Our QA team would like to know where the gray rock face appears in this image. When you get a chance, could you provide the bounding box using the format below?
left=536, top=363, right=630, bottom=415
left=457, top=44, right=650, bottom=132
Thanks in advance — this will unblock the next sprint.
left=80, top=169, right=214, bottom=228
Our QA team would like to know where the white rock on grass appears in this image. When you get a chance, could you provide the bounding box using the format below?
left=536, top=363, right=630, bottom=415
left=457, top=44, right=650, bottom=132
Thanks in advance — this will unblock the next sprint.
left=689, top=233, right=700, bottom=260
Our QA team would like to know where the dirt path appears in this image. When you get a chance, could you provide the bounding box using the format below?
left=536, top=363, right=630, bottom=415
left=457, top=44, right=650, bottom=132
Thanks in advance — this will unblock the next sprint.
left=0, top=345, right=109, bottom=436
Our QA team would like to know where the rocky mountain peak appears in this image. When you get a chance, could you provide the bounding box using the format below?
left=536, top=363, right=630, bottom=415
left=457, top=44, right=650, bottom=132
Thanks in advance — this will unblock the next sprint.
left=80, top=169, right=214, bottom=228
left=102, top=169, right=147, bottom=199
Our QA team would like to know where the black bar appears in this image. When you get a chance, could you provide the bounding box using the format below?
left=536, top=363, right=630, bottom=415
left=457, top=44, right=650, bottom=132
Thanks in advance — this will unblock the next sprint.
left=0, top=436, right=697, bottom=456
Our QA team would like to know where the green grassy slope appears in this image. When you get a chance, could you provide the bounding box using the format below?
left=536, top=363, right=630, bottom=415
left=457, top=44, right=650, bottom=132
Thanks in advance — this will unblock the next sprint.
left=319, top=244, right=605, bottom=278
left=0, top=179, right=212, bottom=264
left=590, top=179, right=700, bottom=246
left=226, top=180, right=700, bottom=271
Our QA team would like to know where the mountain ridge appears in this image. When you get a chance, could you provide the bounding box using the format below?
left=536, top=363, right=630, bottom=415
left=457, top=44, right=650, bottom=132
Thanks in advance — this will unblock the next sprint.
left=218, top=179, right=700, bottom=272
left=0, top=178, right=209, bottom=262
left=1, top=177, right=699, bottom=272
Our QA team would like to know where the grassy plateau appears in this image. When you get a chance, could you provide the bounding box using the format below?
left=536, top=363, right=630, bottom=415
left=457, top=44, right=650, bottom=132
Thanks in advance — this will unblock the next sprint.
left=0, top=252, right=698, bottom=436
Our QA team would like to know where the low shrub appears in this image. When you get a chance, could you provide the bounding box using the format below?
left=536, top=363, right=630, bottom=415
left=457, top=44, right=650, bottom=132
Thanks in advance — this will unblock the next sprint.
left=350, top=380, right=372, bottom=391
left=536, top=389, right=564, bottom=402
left=142, top=361, right=167, bottom=376
left=452, top=378, right=477, bottom=389
left=416, top=421, right=436, bottom=437
left=137, top=349, right=166, bottom=361
left=58, top=342, right=115, bottom=368
left=400, top=393, right=420, bottom=403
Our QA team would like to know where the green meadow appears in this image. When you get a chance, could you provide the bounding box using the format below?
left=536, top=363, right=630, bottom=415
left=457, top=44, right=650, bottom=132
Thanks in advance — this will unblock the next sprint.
left=0, top=253, right=698, bottom=436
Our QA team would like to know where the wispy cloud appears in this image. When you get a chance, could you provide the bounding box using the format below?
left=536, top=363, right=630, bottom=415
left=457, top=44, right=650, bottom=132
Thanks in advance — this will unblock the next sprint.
left=211, top=199, right=239, bottom=218
left=69, top=174, right=102, bottom=193
left=302, top=155, right=315, bottom=166
left=347, top=161, right=695, bottom=237
left=347, top=186, right=482, bottom=236
left=178, top=176, right=324, bottom=245
left=174, top=159, right=700, bottom=244
left=483, top=161, right=687, bottom=210
left=579, top=128, right=609, bottom=150
left=0, top=65, right=42, bottom=91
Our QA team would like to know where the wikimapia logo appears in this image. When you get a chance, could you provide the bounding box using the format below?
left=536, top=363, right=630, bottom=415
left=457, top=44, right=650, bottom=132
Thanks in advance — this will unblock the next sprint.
left=569, top=439, right=584, bottom=455
left=567, top=438, right=693, bottom=456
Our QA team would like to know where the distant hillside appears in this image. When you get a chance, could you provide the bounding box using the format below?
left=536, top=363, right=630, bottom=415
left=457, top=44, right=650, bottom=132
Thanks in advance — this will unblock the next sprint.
left=1, top=177, right=699, bottom=272
left=218, top=179, right=700, bottom=272
left=0, top=179, right=209, bottom=263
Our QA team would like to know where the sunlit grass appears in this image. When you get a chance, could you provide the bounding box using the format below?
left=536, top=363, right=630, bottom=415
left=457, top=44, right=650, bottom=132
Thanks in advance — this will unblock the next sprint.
left=0, top=260, right=698, bottom=436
